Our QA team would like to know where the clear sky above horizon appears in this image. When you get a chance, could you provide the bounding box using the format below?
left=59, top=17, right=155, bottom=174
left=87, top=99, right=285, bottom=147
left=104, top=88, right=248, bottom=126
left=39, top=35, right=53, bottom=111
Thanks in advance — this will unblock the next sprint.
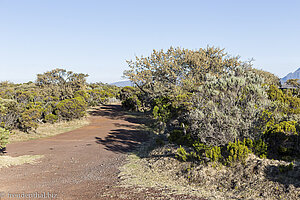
left=0, top=0, right=299, bottom=83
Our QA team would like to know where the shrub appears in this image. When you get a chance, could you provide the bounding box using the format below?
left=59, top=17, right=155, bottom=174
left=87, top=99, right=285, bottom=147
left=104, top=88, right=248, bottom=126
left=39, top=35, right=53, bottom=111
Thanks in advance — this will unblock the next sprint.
left=121, top=95, right=141, bottom=111
left=19, top=106, right=43, bottom=132
left=119, top=86, right=144, bottom=111
left=186, top=69, right=270, bottom=146
left=55, top=97, right=87, bottom=120
left=176, top=140, right=252, bottom=166
left=0, top=127, right=9, bottom=151
left=0, top=98, right=22, bottom=129
left=36, top=68, right=89, bottom=100
left=252, top=139, right=268, bottom=158
left=267, top=85, right=300, bottom=114
left=193, top=142, right=222, bottom=163
left=168, top=130, right=193, bottom=146
left=176, top=145, right=188, bottom=162
left=74, top=90, right=90, bottom=102
left=263, top=120, right=300, bottom=159
left=44, top=114, right=58, bottom=124
left=119, top=86, right=138, bottom=100
left=225, top=140, right=251, bottom=166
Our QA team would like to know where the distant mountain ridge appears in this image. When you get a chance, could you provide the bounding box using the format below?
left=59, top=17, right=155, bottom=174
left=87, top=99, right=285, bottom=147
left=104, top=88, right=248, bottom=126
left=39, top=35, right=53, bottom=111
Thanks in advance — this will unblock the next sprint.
left=281, top=67, right=300, bottom=83
left=110, top=80, right=133, bottom=87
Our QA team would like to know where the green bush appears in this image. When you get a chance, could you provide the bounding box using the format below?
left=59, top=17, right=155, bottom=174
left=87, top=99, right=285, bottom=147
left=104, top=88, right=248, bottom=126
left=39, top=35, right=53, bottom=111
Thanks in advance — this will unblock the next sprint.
left=0, top=98, right=23, bottom=129
left=119, top=86, right=138, bottom=101
left=87, top=89, right=106, bottom=106
left=121, top=95, right=141, bottom=111
left=267, top=85, right=300, bottom=114
left=19, top=106, right=43, bottom=132
left=168, top=130, right=193, bottom=146
left=0, top=69, right=94, bottom=132
left=225, top=140, right=251, bottom=166
left=263, top=120, right=300, bottom=159
left=176, top=145, right=188, bottom=161
left=44, top=114, right=58, bottom=124
left=0, top=127, right=9, bottom=151
left=74, top=90, right=90, bottom=102
left=193, top=142, right=222, bottom=163
left=186, top=69, right=270, bottom=146
left=55, top=97, right=87, bottom=120
left=176, top=140, right=252, bottom=166
left=119, top=86, right=143, bottom=111
left=252, top=139, right=268, bottom=158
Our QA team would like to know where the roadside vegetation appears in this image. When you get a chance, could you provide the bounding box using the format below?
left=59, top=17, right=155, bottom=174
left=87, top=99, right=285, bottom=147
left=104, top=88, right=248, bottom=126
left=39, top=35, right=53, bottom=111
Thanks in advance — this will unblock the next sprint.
left=119, top=46, right=300, bottom=199
left=0, top=68, right=120, bottom=152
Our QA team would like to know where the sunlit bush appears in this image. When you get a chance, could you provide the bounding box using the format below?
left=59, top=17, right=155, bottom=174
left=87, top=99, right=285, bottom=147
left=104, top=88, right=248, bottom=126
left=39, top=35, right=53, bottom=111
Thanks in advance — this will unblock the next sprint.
left=55, top=97, right=87, bottom=120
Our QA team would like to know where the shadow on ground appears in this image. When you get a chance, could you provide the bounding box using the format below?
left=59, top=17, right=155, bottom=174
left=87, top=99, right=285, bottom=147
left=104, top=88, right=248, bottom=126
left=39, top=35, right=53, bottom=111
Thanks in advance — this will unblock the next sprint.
left=93, top=104, right=153, bottom=153
left=265, top=163, right=300, bottom=188
left=95, top=129, right=149, bottom=153
left=89, top=104, right=150, bottom=125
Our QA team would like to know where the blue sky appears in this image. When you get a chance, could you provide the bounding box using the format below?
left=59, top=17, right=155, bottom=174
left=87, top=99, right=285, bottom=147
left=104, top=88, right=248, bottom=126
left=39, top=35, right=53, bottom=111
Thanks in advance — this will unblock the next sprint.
left=0, top=0, right=299, bottom=83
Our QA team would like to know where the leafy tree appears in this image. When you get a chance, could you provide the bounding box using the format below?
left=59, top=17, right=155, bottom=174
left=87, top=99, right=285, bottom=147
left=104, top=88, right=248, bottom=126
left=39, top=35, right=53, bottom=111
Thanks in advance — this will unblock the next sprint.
left=36, top=68, right=89, bottom=100
left=124, top=46, right=242, bottom=103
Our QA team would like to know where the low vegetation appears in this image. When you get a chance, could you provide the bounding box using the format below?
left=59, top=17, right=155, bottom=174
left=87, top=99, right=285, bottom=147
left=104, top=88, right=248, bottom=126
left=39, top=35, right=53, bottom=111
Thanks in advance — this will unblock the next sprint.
left=0, top=68, right=120, bottom=147
left=9, top=118, right=90, bottom=143
left=0, top=155, right=44, bottom=169
left=120, top=46, right=300, bottom=199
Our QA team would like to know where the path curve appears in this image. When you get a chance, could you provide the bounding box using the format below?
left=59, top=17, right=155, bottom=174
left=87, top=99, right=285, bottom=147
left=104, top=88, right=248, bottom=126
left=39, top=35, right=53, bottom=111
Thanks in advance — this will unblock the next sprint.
left=0, top=105, right=149, bottom=200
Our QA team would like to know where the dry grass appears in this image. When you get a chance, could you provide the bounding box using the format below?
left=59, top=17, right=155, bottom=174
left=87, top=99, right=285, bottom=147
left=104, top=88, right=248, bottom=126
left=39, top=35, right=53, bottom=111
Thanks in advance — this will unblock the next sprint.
left=9, top=117, right=90, bottom=143
left=0, top=155, right=44, bottom=169
left=119, top=153, right=222, bottom=199
left=119, top=144, right=300, bottom=200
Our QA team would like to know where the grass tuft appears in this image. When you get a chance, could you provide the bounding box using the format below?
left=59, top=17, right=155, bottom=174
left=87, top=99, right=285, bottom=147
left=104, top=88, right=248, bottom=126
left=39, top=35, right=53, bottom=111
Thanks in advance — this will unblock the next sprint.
left=0, top=155, right=44, bottom=168
left=9, top=118, right=90, bottom=143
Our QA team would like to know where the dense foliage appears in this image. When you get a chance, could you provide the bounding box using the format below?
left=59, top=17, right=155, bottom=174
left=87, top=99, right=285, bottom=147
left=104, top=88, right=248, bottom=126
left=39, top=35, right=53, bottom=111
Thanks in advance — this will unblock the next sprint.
left=0, top=69, right=120, bottom=146
left=0, top=127, right=9, bottom=152
left=124, top=46, right=300, bottom=165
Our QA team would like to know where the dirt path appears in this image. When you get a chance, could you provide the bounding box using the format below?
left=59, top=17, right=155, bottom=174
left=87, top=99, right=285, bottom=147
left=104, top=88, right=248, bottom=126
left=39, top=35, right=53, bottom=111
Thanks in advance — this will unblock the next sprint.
left=0, top=105, right=151, bottom=200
